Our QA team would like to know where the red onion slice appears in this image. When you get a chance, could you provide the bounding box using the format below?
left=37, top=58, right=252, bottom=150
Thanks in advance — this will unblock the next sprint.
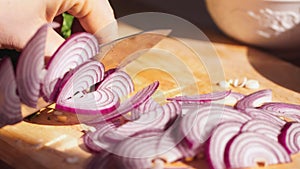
left=235, top=89, right=272, bottom=110
left=130, top=98, right=161, bottom=120
left=56, top=88, right=119, bottom=114
left=113, top=130, right=182, bottom=169
left=56, top=60, right=104, bottom=104
left=167, top=90, right=231, bottom=103
left=207, top=121, right=243, bottom=169
left=43, top=33, right=99, bottom=101
left=278, top=122, right=300, bottom=154
left=0, top=58, right=22, bottom=127
left=243, top=108, right=286, bottom=127
left=260, top=102, right=300, bottom=121
left=241, top=119, right=282, bottom=141
left=83, top=123, right=116, bottom=152
left=225, top=132, right=291, bottom=168
left=16, top=24, right=48, bottom=107
left=97, top=70, right=134, bottom=99
left=180, top=104, right=251, bottom=149
left=85, top=81, right=159, bottom=123
left=104, top=101, right=180, bottom=141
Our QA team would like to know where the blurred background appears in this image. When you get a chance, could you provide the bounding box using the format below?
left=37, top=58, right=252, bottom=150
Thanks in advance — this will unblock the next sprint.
left=109, top=0, right=300, bottom=67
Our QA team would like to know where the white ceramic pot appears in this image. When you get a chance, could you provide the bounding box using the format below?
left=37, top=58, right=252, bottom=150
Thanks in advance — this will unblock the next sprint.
left=206, top=0, right=300, bottom=50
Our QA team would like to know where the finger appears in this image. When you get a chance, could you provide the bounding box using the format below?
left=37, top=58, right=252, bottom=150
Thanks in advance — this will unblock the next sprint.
left=45, top=28, right=65, bottom=57
left=47, top=0, right=118, bottom=44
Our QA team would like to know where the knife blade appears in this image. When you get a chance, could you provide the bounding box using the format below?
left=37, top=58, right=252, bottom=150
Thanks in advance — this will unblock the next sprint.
left=94, top=29, right=171, bottom=69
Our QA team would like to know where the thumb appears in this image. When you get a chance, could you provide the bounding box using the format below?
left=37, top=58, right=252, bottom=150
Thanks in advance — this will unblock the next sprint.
left=47, top=0, right=118, bottom=44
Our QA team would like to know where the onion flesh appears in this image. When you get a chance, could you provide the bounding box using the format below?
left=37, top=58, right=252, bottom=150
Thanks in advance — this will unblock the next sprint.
left=235, top=89, right=272, bottom=110
left=16, top=24, right=48, bottom=107
left=278, top=122, right=300, bottom=154
left=42, top=33, right=99, bottom=101
left=0, top=58, right=22, bottom=127
left=225, top=132, right=291, bottom=168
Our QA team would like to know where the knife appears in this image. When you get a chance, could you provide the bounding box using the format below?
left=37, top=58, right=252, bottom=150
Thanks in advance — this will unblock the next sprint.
left=21, top=28, right=171, bottom=120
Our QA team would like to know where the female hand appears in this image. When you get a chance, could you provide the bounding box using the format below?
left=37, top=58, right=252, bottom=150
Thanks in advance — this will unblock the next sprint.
left=0, top=0, right=117, bottom=56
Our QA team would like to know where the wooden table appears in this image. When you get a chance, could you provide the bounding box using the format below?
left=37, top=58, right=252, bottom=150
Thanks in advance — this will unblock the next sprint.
left=0, top=23, right=299, bottom=169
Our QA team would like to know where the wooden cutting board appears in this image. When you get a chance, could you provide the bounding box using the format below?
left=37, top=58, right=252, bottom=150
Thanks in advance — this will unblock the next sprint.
left=0, top=23, right=299, bottom=169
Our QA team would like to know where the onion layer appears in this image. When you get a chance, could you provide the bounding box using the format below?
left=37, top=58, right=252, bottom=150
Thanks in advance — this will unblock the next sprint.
left=235, top=89, right=272, bottom=110
left=225, top=132, right=291, bottom=168
left=16, top=24, right=48, bottom=107
left=43, top=33, right=99, bottom=101
left=0, top=58, right=22, bottom=127
left=180, top=104, right=251, bottom=150
left=207, top=121, right=243, bottom=169
left=278, top=122, right=300, bottom=154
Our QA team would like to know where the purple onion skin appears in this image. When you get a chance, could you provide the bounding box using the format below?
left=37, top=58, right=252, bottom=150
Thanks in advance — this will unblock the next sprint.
left=278, top=122, right=299, bottom=154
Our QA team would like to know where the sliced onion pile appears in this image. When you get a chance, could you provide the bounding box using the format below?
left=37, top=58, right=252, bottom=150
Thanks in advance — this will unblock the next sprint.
left=5, top=25, right=300, bottom=168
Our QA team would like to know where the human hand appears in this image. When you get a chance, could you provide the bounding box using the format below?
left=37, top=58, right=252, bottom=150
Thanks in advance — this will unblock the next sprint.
left=0, top=0, right=117, bottom=56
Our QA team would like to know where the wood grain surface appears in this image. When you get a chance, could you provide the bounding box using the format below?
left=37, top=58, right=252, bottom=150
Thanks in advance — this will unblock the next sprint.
left=0, top=23, right=299, bottom=169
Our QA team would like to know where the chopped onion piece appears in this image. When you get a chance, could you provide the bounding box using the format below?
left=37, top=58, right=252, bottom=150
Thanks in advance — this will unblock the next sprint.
left=56, top=60, right=104, bottom=104
left=243, top=108, right=286, bottom=127
left=278, top=122, right=300, bottom=154
left=130, top=98, right=161, bottom=120
left=16, top=24, right=48, bottom=107
left=0, top=58, right=22, bottom=127
left=167, top=90, right=231, bottom=103
left=85, top=81, right=159, bottom=124
left=235, top=89, right=272, bottom=110
left=180, top=104, right=251, bottom=150
left=241, top=119, right=282, bottom=141
left=97, top=70, right=134, bottom=99
left=225, top=132, right=291, bottom=168
left=43, top=33, right=99, bottom=101
left=207, top=122, right=243, bottom=169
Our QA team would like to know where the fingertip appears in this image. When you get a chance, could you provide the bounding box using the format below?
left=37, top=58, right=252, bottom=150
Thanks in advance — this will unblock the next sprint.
left=45, top=28, right=65, bottom=57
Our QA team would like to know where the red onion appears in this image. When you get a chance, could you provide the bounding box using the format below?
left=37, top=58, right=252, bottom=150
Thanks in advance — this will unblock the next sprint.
left=97, top=70, right=134, bottom=99
left=278, top=122, right=300, bottom=154
left=225, top=132, right=291, bottom=168
left=104, top=101, right=180, bottom=141
left=42, top=33, right=99, bottom=101
left=83, top=123, right=116, bottom=153
left=167, top=90, right=231, bottom=103
left=130, top=98, right=161, bottom=120
left=260, top=102, right=300, bottom=122
left=243, top=108, right=286, bottom=127
left=55, top=61, right=118, bottom=114
left=0, top=58, right=22, bottom=127
left=241, top=119, right=282, bottom=141
left=85, top=81, right=159, bottom=123
left=180, top=104, right=251, bottom=150
left=55, top=60, right=105, bottom=108
left=235, top=89, right=272, bottom=110
left=207, top=121, right=243, bottom=169
left=113, top=130, right=182, bottom=169
left=16, top=24, right=48, bottom=107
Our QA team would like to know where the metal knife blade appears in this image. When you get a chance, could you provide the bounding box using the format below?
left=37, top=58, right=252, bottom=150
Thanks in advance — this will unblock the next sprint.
left=94, top=29, right=172, bottom=70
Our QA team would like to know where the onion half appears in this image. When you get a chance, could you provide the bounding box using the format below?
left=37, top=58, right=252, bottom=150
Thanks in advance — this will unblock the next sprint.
left=42, top=33, right=99, bottom=101
left=278, top=122, right=300, bottom=154
left=225, top=132, right=291, bottom=168
left=207, top=121, right=243, bottom=169
left=0, top=58, right=22, bottom=127
left=16, top=24, right=48, bottom=107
